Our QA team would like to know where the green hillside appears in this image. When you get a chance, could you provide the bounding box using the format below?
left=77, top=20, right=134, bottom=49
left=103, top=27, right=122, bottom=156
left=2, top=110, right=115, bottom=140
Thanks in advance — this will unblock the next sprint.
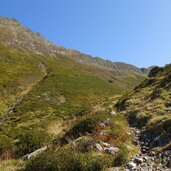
left=116, top=64, right=171, bottom=152
left=0, top=44, right=145, bottom=170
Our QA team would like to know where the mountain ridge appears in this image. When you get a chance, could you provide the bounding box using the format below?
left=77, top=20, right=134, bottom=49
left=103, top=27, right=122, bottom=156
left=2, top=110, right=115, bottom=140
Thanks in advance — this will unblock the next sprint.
left=0, top=17, right=170, bottom=171
left=0, top=17, right=152, bottom=75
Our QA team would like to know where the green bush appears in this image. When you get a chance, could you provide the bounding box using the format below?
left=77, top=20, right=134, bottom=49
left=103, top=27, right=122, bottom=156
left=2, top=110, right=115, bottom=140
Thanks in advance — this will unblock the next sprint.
left=113, top=145, right=131, bottom=166
left=0, top=135, right=13, bottom=159
left=136, top=113, right=152, bottom=128
left=25, top=149, right=114, bottom=171
left=115, top=95, right=128, bottom=111
left=127, top=111, right=152, bottom=128
left=63, top=113, right=108, bottom=142
left=14, top=130, right=49, bottom=157
left=67, top=119, right=96, bottom=136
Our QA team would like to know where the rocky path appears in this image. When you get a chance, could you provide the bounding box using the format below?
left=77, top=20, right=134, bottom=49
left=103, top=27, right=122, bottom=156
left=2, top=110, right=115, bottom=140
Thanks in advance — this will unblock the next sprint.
left=125, top=127, right=171, bottom=171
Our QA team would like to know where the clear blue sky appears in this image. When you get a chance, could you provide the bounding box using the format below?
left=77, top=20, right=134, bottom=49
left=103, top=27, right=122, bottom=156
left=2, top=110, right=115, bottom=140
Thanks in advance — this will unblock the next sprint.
left=1, top=0, right=171, bottom=67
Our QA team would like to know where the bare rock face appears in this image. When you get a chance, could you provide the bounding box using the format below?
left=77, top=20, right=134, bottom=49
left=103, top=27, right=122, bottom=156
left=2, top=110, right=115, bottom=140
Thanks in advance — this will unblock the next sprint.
left=0, top=17, right=149, bottom=75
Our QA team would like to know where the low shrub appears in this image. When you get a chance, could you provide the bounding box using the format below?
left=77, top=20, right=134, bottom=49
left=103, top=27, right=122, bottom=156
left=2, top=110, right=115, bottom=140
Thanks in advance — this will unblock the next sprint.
left=25, top=149, right=114, bottom=171
left=14, top=130, right=49, bottom=157
left=0, top=135, right=13, bottom=159
left=113, top=145, right=131, bottom=166
left=63, top=113, right=108, bottom=142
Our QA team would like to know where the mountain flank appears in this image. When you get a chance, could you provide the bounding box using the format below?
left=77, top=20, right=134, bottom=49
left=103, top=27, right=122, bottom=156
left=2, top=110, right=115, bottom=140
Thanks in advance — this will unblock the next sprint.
left=0, top=17, right=165, bottom=171
left=0, top=17, right=151, bottom=75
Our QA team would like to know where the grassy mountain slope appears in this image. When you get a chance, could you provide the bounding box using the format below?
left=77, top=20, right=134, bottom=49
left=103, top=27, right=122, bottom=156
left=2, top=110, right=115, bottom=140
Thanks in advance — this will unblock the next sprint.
left=0, top=45, right=47, bottom=116
left=0, top=17, right=149, bottom=75
left=116, top=64, right=171, bottom=151
left=0, top=46, right=144, bottom=171
left=0, top=17, right=147, bottom=170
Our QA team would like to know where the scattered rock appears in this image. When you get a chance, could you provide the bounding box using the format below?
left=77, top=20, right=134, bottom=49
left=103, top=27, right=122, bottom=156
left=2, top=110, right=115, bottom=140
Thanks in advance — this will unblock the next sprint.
left=164, top=150, right=171, bottom=157
left=97, top=131, right=106, bottom=136
left=101, top=142, right=110, bottom=147
left=143, top=156, right=148, bottom=161
left=126, top=161, right=136, bottom=170
left=23, top=146, right=47, bottom=160
left=95, top=143, right=103, bottom=152
left=104, top=147, right=120, bottom=154
left=106, top=167, right=121, bottom=171
left=99, top=123, right=106, bottom=127
left=134, top=156, right=143, bottom=164
left=166, top=102, right=171, bottom=108
left=140, top=163, right=147, bottom=167
left=110, top=110, right=116, bottom=115
left=125, top=127, right=171, bottom=170
left=127, top=131, right=132, bottom=135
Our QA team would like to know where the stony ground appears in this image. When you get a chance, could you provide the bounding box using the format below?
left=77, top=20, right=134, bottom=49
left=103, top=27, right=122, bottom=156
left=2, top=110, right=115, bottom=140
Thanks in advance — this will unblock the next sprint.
left=109, top=127, right=171, bottom=171
left=125, top=127, right=171, bottom=171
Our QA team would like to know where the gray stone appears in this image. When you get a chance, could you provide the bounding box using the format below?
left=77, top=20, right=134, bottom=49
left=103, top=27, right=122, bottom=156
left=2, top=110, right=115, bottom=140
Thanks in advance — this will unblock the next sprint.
left=101, top=142, right=110, bottom=147
left=110, top=110, right=116, bottom=115
left=143, top=156, right=149, bottom=161
left=167, top=158, right=171, bottom=168
left=104, top=147, right=120, bottom=154
left=164, top=150, right=171, bottom=157
left=95, top=143, right=103, bottom=152
left=23, top=146, right=47, bottom=160
left=141, top=163, right=147, bottom=168
left=106, top=167, right=121, bottom=171
left=134, top=157, right=143, bottom=164
left=99, top=123, right=106, bottom=127
left=126, top=161, right=136, bottom=170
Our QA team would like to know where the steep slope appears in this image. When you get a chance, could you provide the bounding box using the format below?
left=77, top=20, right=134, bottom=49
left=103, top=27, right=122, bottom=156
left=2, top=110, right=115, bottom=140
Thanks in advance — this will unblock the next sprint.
left=116, top=64, right=171, bottom=152
left=0, top=17, right=148, bottom=171
left=0, top=45, right=47, bottom=117
left=0, top=17, right=148, bottom=75
left=0, top=45, right=139, bottom=171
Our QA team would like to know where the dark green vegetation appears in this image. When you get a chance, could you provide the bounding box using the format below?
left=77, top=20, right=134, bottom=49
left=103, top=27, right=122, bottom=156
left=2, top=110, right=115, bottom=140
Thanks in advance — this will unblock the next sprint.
left=0, top=44, right=144, bottom=170
left=116, top=64, right=171, bottom=152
